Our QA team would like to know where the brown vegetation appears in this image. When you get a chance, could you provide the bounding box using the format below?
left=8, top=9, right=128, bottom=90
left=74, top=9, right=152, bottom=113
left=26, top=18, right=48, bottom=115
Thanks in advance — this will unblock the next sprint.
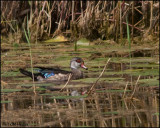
left=1, top=1, right=159, bottom=43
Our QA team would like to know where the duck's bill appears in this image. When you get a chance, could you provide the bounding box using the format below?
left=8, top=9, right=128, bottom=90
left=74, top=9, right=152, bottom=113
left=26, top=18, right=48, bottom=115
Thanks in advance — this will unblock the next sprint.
left=81, top=64, right=88, bottom=70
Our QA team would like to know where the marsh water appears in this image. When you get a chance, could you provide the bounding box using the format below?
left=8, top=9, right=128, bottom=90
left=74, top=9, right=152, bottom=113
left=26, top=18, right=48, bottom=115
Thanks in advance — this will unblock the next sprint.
left=1, top=41, right=159, bottom=127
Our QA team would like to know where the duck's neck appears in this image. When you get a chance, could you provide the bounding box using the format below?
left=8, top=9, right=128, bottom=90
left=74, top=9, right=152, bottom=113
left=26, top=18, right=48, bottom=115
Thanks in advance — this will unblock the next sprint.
left=71, top=68, right=83, bottom=79
left=71, top=68, right=81, bottom=73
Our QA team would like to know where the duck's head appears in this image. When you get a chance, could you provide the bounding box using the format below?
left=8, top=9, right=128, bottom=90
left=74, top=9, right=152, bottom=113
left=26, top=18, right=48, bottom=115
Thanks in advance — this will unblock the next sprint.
left=70, top=57, right=88, bottom=70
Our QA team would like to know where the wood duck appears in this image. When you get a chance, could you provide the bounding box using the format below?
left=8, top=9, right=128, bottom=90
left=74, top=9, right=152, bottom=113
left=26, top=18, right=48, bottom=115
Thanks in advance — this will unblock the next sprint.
left=19, top=57, right=88, bottom=82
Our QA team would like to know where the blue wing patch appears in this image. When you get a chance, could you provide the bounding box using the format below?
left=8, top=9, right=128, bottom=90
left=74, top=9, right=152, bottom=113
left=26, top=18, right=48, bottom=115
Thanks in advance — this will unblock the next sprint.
left=43, top=72, right=55, bottom=78
left=34, top=69, right=55, bottom=78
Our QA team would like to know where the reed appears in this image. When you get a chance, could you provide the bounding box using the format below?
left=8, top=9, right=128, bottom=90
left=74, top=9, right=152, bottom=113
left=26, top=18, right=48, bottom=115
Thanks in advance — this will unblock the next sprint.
left=1, top=1, right=159, bottom=43
left=126, top=15, right=133, bottom=87
left=23, top=14, right=36, bottom=94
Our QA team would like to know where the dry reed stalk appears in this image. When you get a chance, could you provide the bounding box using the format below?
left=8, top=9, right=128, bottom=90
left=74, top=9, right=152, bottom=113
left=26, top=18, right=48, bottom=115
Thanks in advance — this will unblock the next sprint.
left=134, top=6, right=143, bottom=15
left=80, top=1, right=84, bottom=34
left=85, top=1, right=91, bottom=24
left=122, top=21, right=144, bottom=32
left=102, top=1, right=107, bottom=12
left=59, top=73, right=72, bottom=92
left=130, top=75, right=141, bottom=99
left=57, top=1, right=63, bottom=30
left=130, top=101, right=142, bottom=124
left=66, top=88, right=72, bottom=109
left=95, top=1, right=102, bottom=9
left=94, top=93, right=108, bottom=127
left=123, top=98, right=129, bottom=110
left=134, top=18, right=144, bottom=27
left=122, top=81, right=129, bottom=98
left=54, top=99, right=64, bottom=127
left=149, top=1, right=153, bottom=34
left=2, top=1, right=159, bottom=41
left=82, top=97, right=87, bottom=126
left=115, top=2, right=120, bottom=43
left=1, top=80, right=8, bottom=86
left=28, top=1, right=33, bottom=28
left=109, top=95, right=116, bottom=127
left=120, top=1, right=123, bottom=42
left=48, top=1, right=56, bottom=35
left=72, top=1, right=75, bottom=21
left=131, top=2, right=134, bottom=43
left=40, top=96, right=44, bottom=110
left=36, top=1, right=47, bottom=44
left=121, top=4, right=130, bottom=20
left=87, top=58, right=111, bottom=95
left=154, top=95, right=159, bottom=127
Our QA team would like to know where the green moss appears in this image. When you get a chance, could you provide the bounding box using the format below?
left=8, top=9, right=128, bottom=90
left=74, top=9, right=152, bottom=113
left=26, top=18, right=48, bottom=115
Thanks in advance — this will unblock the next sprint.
left=139, top=77, right=159, bottom=86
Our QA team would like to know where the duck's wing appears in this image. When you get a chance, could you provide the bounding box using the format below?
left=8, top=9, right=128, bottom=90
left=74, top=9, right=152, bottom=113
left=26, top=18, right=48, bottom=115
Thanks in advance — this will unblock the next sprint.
left=19, top=68, right=43, bottom=81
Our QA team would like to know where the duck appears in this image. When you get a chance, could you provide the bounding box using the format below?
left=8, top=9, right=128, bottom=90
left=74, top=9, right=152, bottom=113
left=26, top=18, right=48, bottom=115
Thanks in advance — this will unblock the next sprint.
left=19, top=57, right=88, bottom=82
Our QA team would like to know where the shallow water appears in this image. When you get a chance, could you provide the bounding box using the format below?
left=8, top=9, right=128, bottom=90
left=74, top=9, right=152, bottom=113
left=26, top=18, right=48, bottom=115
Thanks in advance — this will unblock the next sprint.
left=1, top=41, right=159, bottom=127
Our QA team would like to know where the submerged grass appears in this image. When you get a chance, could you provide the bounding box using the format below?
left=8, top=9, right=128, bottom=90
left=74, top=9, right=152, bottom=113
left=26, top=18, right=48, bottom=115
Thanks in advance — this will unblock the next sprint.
left=110, top=57, right=157, bottom=63
left=1, top=89, right=22, bottom=93
left=50, top=94, right=88, bottom=99
left=1, top=29, right=159, bottom=127
left=2, top=71, right=21, bottom=77
left=129, top=63, right=158, bottom=68
left=1, top=101, right=12, bottom=103
left=153, top=113, right=159, bottom=116
left=19, top=83, right=56, bottom=87
left=73, top=77, right=125, bottom=84
left=125, top=68, right=159, bottom=76
left=139, top=78, right=159, bottom=86
left=73, top=126, right=93, bottom=127
left=96, top=89, right=132, bottom=93
left=102, top=111, right=119, bottom=115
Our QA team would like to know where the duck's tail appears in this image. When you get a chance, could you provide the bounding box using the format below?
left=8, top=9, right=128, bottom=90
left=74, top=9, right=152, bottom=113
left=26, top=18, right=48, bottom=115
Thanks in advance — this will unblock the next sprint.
left=19, top=68, right=37, bottom=80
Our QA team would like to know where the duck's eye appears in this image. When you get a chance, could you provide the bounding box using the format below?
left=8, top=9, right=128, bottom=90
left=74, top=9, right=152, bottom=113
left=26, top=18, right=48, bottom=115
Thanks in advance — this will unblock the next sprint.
left=76, top=59, right=81, bottom=63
